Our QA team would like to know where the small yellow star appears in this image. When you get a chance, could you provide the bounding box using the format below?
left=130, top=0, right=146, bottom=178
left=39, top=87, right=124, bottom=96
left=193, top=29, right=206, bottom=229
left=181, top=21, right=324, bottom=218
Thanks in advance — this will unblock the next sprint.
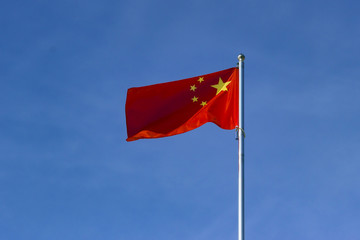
left=200, top=101, right=207, bottom=107
left=190, top=85, right=197, bottom=91
left=211, top=78, right=231, bottom=95
left=191, top=96, right=198, bottom=102
left=198, top=77, right=204, bottom=83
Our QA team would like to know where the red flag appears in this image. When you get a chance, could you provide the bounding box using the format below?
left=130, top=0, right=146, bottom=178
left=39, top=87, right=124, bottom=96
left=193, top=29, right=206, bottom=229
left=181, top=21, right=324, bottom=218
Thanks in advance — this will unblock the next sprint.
left=126, top=67, right=239, bottom=141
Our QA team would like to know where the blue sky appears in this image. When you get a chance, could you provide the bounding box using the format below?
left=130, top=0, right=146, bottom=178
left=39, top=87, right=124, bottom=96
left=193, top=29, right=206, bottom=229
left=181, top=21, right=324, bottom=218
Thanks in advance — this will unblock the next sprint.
left=1, top=0, right=360, bottom=239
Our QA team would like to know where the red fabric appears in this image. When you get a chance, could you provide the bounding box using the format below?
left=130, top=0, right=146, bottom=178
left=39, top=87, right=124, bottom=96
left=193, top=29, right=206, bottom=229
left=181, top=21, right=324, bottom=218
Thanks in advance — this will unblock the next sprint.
left=126, top=67, right=239, bottom=141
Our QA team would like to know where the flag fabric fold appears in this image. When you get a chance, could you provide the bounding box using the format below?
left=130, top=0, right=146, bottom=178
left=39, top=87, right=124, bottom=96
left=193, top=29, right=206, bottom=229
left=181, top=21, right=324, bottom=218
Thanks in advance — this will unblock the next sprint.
left=125, top=67, right=239, bottom=141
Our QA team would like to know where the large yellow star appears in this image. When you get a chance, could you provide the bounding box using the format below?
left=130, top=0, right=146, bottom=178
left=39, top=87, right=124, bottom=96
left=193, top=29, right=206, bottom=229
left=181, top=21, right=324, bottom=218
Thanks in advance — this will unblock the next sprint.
left=211, top=78, right=231, bottom=95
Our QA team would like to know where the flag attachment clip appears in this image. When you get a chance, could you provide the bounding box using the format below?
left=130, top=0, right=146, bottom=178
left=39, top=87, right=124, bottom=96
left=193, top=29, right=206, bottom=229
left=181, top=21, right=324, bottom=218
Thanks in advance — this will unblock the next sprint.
left=235, top=127, right=246, bottom=140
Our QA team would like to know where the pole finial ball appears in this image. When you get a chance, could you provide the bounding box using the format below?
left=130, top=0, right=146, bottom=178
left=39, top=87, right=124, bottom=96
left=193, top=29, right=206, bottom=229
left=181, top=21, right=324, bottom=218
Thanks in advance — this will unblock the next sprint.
left=238, top=54, right=245, bottom=61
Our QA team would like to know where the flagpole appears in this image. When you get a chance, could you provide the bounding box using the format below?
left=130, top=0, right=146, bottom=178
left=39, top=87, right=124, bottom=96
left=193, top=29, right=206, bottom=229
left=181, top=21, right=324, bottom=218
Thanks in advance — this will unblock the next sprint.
left=238, top=54, right=245, bottom=240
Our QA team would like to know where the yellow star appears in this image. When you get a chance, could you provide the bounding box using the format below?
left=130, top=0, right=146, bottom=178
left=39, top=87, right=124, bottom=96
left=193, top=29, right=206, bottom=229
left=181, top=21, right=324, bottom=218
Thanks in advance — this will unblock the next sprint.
left=200, top=101, right=207, bottom=107
left=191, top=96, right=198, bottom=102
left=211, top=78, right=231, bottom=95
left=198, top=77, right=204, bottom=83
left=190, top=85, right=197, bottom=91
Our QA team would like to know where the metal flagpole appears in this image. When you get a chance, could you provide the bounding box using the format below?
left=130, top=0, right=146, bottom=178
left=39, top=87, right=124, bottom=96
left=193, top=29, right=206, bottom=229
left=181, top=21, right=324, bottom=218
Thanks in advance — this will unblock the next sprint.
left=238, top=54, right=245, bottom=240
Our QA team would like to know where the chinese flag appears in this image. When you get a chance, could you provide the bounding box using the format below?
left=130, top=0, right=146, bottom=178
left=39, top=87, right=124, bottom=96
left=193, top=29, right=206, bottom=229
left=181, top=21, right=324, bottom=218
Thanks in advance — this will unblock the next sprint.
left=126, top=67, right=239, bottom=141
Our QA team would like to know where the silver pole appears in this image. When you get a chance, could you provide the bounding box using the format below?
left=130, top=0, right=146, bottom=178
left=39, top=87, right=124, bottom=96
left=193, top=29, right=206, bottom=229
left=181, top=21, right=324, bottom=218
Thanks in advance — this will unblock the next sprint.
left=238, top=54, right=245, bottom=240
